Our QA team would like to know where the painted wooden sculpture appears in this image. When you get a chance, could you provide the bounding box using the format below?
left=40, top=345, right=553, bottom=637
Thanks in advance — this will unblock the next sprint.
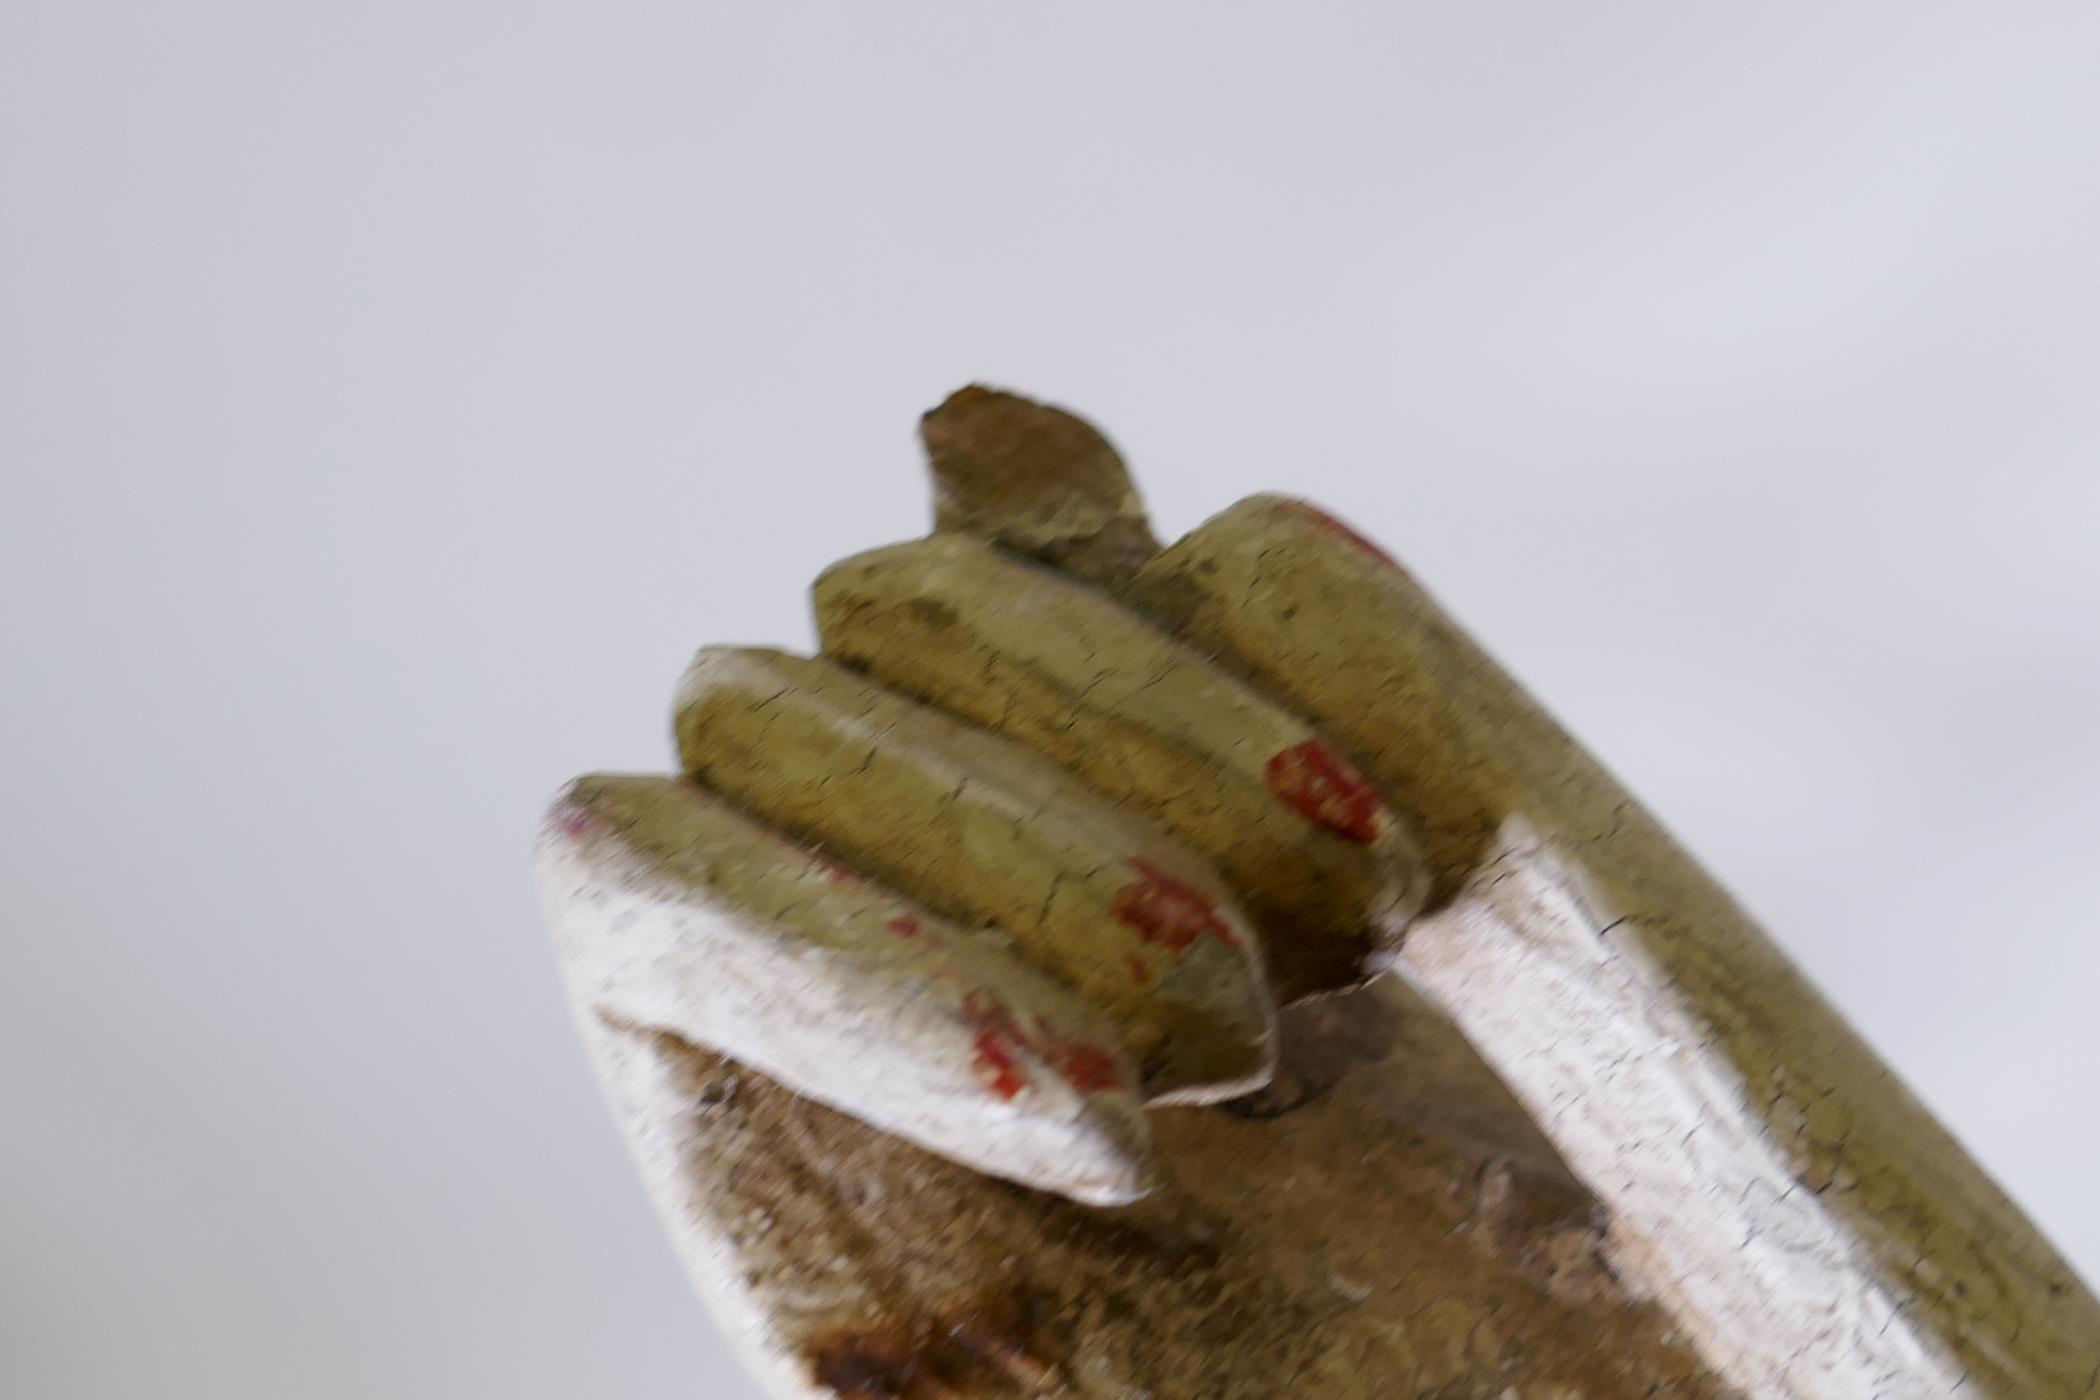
left=538, top=388, right=2100, bottom=1398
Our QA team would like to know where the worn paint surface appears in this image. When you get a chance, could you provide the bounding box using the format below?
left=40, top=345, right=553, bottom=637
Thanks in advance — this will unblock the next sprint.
left=1110, top=858, right=1241, bottom=955
left=813, top=534, right=1425, bottom=1002
left=540, top=774, right=1153, bottom=1207
left=1127, top=488, right=2100, bottom=1397
left=548, top=387, right=2099, bottom=1399
left=1263, top=737, right=1389, bottom=845
left=577, top=980, right=1734, bottom=1399
left=674, top=646, right=1274, bottom=1104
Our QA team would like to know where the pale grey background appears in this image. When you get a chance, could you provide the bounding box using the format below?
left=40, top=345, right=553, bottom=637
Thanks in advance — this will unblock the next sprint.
left=4, top=4, right=2096, bottom=1396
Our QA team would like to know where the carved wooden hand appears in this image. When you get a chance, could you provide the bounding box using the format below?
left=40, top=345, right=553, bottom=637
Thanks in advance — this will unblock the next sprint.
left=539, top=388, right=2099, bottom=1399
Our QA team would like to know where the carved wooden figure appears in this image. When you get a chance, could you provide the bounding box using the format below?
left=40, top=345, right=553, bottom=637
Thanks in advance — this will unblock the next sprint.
left=538, top=387, right=2100, bottom=1398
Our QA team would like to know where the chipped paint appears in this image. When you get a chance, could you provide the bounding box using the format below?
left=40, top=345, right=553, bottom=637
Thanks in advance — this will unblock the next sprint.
left=961, top=990, right=1127, bottom=1099
left=1264, top=739, right=1387, bottom=845
left=1112, top=857, right=1242, bottom=953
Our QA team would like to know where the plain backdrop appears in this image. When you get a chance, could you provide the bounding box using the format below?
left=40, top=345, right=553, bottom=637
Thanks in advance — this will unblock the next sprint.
left=5, top=5, right=2097, bottom=1397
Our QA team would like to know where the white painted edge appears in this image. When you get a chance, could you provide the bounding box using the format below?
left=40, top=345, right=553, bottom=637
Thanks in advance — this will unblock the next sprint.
left=1394, top=815, right=1973, bottom=1400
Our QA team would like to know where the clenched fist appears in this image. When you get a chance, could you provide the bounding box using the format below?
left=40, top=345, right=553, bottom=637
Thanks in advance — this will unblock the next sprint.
left=538, top=389, right=2097, bottom=1400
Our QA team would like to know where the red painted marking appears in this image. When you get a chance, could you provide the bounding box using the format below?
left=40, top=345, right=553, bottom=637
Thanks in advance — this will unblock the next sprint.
left=1112, top=858, right=1241, bottom=953
left=553, top=802, right=599, bottom=839
left=885, top=913, right=921, bottom=939
left=962, top=992, right=1029, bottom=1101
left=1278, top=498, right=1409, bottom=576
left=1264, top=738, right=1388, bottom=844
left=970, top=1032, right=1027, bottom=1101
left=960, top=993, right=1125, bottom=1097
left=1125, top=953, right=1154, bottom=986
left=1033, top=1016, right=1125, bottom=1094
